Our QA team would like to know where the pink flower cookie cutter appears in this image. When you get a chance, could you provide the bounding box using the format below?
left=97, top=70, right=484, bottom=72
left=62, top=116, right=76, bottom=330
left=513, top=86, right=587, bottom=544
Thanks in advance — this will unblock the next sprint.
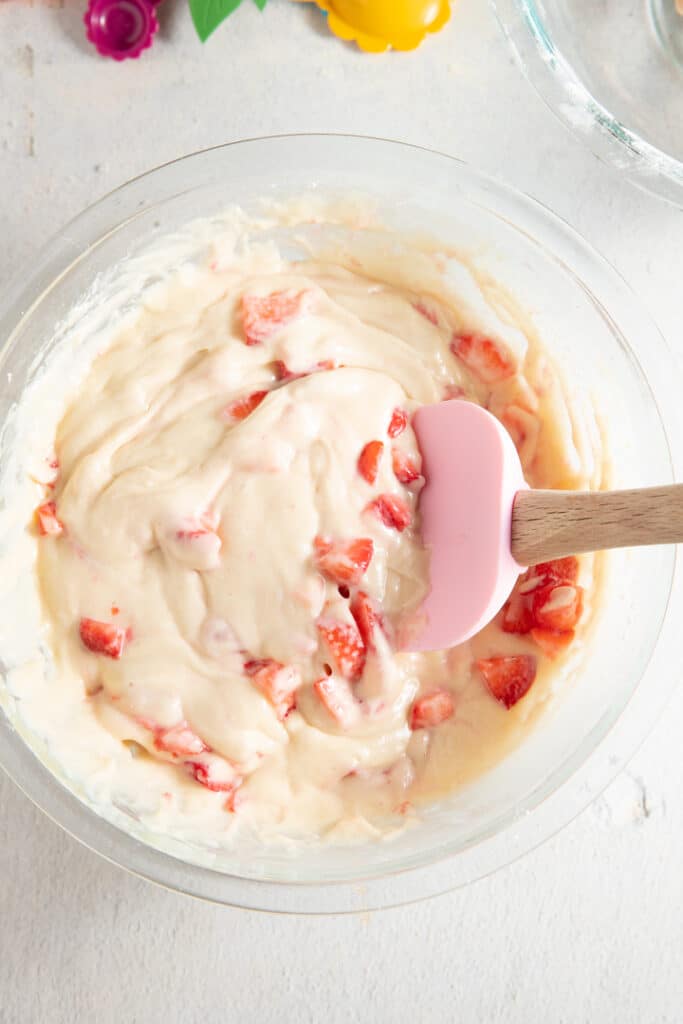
left=84, top=0, right=161, bottom=60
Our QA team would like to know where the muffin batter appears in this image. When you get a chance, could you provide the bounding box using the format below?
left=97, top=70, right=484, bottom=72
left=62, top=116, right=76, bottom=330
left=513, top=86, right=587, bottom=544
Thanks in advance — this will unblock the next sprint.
left=27, top=210, right=599, bottom=843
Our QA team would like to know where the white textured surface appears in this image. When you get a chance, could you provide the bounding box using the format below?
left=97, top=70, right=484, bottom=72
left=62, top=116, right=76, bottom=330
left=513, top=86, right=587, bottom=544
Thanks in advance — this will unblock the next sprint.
left=1, top=1, right=682, bottom=1020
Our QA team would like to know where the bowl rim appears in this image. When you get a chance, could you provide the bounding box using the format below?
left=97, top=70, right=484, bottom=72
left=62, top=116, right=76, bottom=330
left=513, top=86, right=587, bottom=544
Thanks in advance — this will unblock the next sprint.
left=1, top=132, right=682, bottom=913
left=490, top=0, right=683, bottom=207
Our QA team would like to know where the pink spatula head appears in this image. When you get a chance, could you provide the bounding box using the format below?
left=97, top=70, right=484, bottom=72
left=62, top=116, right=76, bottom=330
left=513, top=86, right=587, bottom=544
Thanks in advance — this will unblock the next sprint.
left=404, top=400, right=527, bottom=652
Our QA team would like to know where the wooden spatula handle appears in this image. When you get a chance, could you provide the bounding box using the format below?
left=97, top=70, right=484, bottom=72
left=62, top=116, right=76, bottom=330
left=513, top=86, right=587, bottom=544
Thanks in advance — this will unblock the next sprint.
left=511, top=484, right=683, bottom=566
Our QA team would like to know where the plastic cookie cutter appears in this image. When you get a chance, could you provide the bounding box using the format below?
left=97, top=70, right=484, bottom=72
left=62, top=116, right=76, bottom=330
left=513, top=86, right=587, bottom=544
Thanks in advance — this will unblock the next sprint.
left=307, top=0, right=451, bottom=52
left=85, top=0, right=161, bottom=60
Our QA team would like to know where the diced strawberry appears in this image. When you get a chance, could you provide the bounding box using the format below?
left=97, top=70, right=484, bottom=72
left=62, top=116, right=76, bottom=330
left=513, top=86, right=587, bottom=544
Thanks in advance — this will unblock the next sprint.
left=313, top=536, right=374, bottom=585
left=317, top=619, right=366, bottom=681
left=358, top=440, right=384, bottom=484
left=451, top=333, right=516, bottom=383
left=530, top=627, right=575, bottom=660
left=388, top=408, right=409, bottom=438
left=35, top=501, right=64, bottom=537
left=410, top=688, right=455, bottom=730
left=313, top=676, right=357, bottom=728
left=391, top=448, right=420, bottom=485
left=414, top=301, right=438, bottom=326
left=476, top=655, right=537, bottom=709
left=274, top=359, right=336, bottom=381
left=248, top=659, right=300, bottom=721
left=222, top=390, right=267, bottom=421
left=501, top=590, right=535, bottom=635
left=365, top=494, right=411, bottom=532
left=185, top=760, right=239, bottom=793
left=533, top=557, right=579, bottom=585
left=349, top=590, right=379, bottom=650
left=154, top=722, right=208, bottom=756
left=79, top=618, right=130, bottom=660
left=532, top=583, right=584, bottom=632
left=241, top=290, right=309, bottom=346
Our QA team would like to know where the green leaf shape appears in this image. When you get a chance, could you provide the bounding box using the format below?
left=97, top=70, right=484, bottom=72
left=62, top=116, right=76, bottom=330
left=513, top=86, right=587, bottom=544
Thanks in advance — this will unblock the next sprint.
left=252, top=0, right=268, bottom=9
left=190, top=0, right=244, bottom=42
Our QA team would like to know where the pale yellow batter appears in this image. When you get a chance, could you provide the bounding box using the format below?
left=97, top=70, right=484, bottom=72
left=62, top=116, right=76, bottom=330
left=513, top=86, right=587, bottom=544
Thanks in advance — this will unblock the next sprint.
left=23, top=207, right=600, bottom=844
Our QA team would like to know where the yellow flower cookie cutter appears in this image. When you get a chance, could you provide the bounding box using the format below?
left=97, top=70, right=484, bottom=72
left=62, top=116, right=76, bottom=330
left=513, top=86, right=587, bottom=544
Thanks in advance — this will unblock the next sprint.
left=305, top=1, right=452, bottom=53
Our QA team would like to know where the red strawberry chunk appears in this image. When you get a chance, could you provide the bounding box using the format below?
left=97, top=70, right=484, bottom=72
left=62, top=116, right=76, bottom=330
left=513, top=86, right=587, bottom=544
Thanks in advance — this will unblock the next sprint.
left=451, top=333, right=516, bottom=383
left=313, top=676, right=357, bottom=728
left=365, top=494, right=411, bottom=532
left=36, top=501, right=64, bottom=537
left=388, top=408, right=409, bottom=438
left=222, top=390, right=267, bottom=421
left=241, top=290, right=309, bottom=346
left=391, top=448, right=420, bottom=485
left=530, top=627, right=575, bottom=660
left=501, top=590, right=535, bottom=635
left=249, top=659, right=300, bottom=721
left=317, top=618, right=366, bottom=681
left=79, top=618, right=130, bottom=660
left=154, top=722, right=208, bottom=756
left=533, top=557, right=579, bottom=585
left=532, top=583, right=584, bottom=632
left=358, top=440, right=384, bottom=484
left=185, top=759, right=239, bottom=794
left=349, top=590, right=379, bottom=650
left=314, top=536, right=374, bottom=585
left=410, top=688, right=455, bottom=730
left=477, top=655, right=537, bottom=709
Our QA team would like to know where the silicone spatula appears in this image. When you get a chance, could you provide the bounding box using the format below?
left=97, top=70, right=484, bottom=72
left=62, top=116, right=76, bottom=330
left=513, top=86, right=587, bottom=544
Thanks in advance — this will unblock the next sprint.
left=403, top=399, right=683, bottom=652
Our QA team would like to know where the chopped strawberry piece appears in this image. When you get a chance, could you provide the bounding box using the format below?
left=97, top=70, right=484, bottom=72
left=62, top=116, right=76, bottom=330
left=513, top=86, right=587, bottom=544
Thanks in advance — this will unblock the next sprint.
left=111, top=605, right=120, bottom=616
left=314, top=536, right=374, bottom=585
left=414, top=301, right=438, bottom=326
left=317, top=619, right=366, bottom=681
left=249, top=659, right=300, bottom=721
left=358, top=440, right=384, bottom=484
left=185, top=760, right=238, bottom=793
left=502, top=557, right=581, bottom=635
left=530, top=627, right=575, bottom=660
left=79, top=618, right=130, bottom=660
left=274, top=358, right=336, bottom=381
left=222, top=390, right=267, bottom=421
left=476, top=655, right=537, bottom=709
left=365, top=494, right=411, bottom=532
left=501, top=590, right=535, bottom=635
left=35, top=500, right=64, bottom=537
left=241, top=290, right=309, bottom=346
left=391, top=448, right=420, bottom=485
left=532, top=583, right=584, bottom=632
left=155, top=722, right=208, bottom=756
left=410, top=688, right=455, bottom=730
left=349, top=590, right=379, bottom=650
left=388, top=408, right=409, bottom=438
left=451, top=333, right=516, bottom=383
left=313, top=676, right=357, bottom=727
left=533, top=557, right=579, bottom=585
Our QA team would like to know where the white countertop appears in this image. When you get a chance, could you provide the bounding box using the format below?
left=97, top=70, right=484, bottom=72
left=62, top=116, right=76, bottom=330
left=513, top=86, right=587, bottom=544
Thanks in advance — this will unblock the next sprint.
left=1, top=2, right=682, bottom=1020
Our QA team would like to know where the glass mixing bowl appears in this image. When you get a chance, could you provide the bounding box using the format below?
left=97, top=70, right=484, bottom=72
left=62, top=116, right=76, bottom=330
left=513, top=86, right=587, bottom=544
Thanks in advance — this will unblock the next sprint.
left=0, top=135, right=681, bottom=913
left=492, top=0, right=683, bottom=206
